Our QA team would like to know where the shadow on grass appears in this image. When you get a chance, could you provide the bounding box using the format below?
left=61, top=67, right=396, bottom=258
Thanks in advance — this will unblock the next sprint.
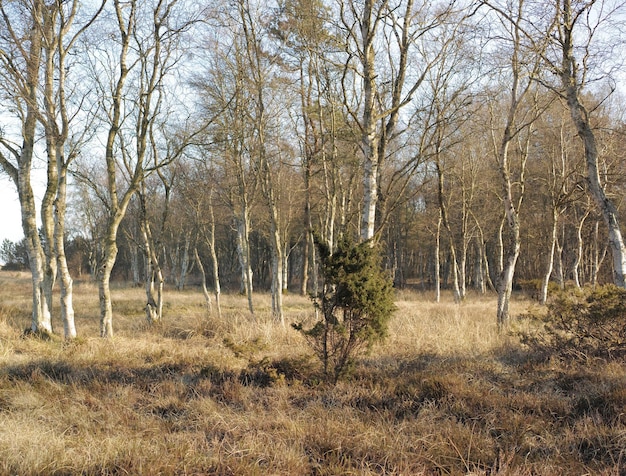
left=2, top=343, right=626, bottom=474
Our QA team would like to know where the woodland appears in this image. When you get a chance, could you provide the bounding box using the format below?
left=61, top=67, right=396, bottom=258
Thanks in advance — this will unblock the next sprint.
left=0, top=0, right=626, bottom=337
left=2, top=2, right=626, bottom=474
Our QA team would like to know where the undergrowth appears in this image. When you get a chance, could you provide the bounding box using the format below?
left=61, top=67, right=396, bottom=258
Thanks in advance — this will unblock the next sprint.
left=0, top=271, right=625, bottom=475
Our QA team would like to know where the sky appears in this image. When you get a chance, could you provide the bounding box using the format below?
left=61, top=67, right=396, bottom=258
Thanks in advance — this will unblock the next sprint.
left=0, top=176, right=23, bottom=245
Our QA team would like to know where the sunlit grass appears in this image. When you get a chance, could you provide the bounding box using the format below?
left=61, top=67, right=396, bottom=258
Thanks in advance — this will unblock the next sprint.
left=0, top=270, right=625, bottom=475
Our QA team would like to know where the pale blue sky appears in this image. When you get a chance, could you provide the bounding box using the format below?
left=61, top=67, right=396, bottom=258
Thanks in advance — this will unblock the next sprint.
left=0, top=176, right=25, bottom=245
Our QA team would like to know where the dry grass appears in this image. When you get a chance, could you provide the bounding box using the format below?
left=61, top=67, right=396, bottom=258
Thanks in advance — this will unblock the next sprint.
left=0, top=271, right=625, bottom=475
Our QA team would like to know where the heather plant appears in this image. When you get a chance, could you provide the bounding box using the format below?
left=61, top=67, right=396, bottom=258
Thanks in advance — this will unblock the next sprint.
left=518, top=284, right=626, bottom=361
left=294, top=237, right=396, bottom=383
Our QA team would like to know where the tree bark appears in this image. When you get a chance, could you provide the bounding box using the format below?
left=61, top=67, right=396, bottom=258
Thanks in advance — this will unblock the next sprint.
left=195, top=248, right=212, bottom=316
left=540, top=207, right=558, bottom=304
left=55, top=170, right=76, bottom=338
left=560, top=0, right=626, bottom=287
left=359, top=0, right=380, bottom=242
left=235, top=214, right=255, bottom=316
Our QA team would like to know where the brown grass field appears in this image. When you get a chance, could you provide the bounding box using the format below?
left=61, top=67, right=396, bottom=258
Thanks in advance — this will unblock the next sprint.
left=0, top=270, right=625, bottom=475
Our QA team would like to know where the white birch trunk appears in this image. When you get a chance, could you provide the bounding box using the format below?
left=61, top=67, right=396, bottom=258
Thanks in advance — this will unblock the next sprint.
left=435, top=212, right=442, bottom=303
left=360, top=1, right=379, bottom=242
left=540, top=207, right=558, bottom=305
left=55, top=170, right=76, bottom=338
left=194, top=248, right=212, bottom=316
left=560, top=0, right=626, bottom=287
left=235, top=215, right=254, bottom=316
left=572, top=209, right=590, bottom=288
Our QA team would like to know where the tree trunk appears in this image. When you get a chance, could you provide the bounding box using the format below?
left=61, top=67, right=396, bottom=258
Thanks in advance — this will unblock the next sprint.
left=10, top=0, right=52, bottom=334
left=560, top=0, right=626, bottom=287
left=207, top=198, right=222, bottom=319
left=194, top=248, right=212, bottom=316
left=21, top=187, right=53, bottom=334
left=235, top=214, right=254, bottom=316
left=359, top=0, right=379, bottom=242
left=435, top=212, right=442, bottom=303
left=97, top=238, right=117, bottom=338
left=141, top=222, right=164, bottom=325
left=540, top=207, right=558, bottom=304
left=55, top=170, right=77, bottom=338
left=496, top=133, right=522, bottom=329
left=270, top=223, right=284, bottom=324
left=571, top=208, right=589, bottom=288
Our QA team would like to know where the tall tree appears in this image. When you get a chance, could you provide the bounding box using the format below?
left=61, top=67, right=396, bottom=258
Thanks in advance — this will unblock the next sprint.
left=82, top=0, right=195, bottom=337
left=555, top=0, right=626, bottom=287
left=338, top=0, right=464, bottom=242
left=0, top=0, right=52, bottom=334
left=482, top=0, right=551, bottom=328
left=38, top=1, right=106, bottom=338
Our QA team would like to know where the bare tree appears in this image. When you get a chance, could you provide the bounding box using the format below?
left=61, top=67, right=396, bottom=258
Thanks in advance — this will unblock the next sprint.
left=555, top=0, right=626, bottom=287
left=82, top=0, right=196, bottom=337
left=0, top=0, right=51, bottom=334
left=481, top=0, right=552, bottom=328
left=338, top=0, right=470, bottom=242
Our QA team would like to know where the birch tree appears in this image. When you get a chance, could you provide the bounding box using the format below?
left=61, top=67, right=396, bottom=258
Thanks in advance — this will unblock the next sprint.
left=338, top=0, right=466, bottom=242
left=0, top=0, right=101, bottom=336
left=0, top=0, right=51, bottom=334
left=39, top=1, right=106, bottom=338
left=237, top=0, right=286, bottom=323
left=482, top=0, right=552, bottom=328
left=553, top=0, right=626, bottom=287
left=194, top=11, right=258, bottom=316
left=82, top=0, right=195, bottom=337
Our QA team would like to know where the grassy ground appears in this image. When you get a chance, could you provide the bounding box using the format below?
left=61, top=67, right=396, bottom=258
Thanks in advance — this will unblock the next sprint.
left=0, top=271, right=625, bottom=475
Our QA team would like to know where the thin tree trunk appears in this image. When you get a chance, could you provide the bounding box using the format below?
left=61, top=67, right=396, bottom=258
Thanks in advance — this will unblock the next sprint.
left=141, top=221, right=164, bottom=325
left=435, top=212, right=442, bottom=303
left=572, top=208, right=589, bottom=288
left=560, top=0, right=626, bottom=287
left=540, top=207, right=558, bottom=304
left=235, top=215, right=254, bottom=316
left=194, top=248, right=212, bottom=315
left=177, top=233, right=191, bottom=291
left=55, top=170, right=76, bottom=338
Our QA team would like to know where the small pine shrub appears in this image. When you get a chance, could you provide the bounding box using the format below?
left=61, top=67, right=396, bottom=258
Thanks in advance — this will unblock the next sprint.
left=518, top=284, right=626, bottom=362
left=293, top=237, right=396, bottom=384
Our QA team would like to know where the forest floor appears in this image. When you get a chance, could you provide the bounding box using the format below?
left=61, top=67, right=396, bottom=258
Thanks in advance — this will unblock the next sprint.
left=0, top=270, right=625, bottom=475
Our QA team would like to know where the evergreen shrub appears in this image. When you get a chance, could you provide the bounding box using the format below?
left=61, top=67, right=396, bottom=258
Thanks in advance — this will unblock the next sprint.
left=293, top=237, right=396, bottom=383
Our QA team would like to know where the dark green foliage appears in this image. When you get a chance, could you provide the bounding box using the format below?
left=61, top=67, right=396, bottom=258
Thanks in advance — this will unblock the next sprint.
left=294, top=237, right=396, bottom=383
left=0, top=238, right=29, bottom=270
left=518, top=285, right=626, bottom=361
